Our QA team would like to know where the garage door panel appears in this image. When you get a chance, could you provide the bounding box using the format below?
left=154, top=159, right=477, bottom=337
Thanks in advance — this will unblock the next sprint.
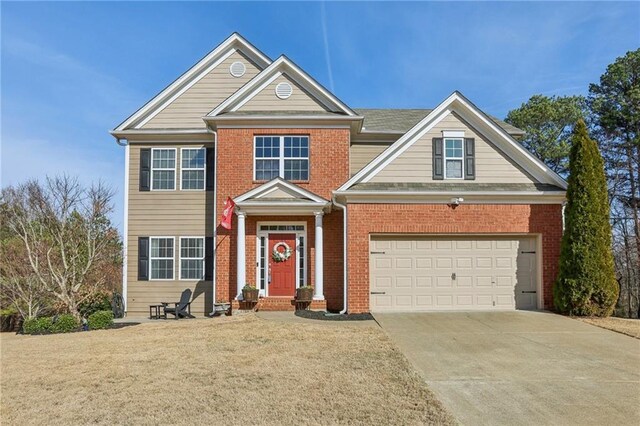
left=370, top=236, right=537, bottom=312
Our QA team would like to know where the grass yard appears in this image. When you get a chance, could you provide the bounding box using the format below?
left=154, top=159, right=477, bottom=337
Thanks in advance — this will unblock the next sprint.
left=0, top=314, right=454, bottom=425
left=579, top=316, right=640, bottom=339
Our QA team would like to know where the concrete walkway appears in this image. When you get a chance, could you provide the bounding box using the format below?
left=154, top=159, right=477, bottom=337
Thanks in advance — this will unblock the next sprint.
left=374, top=311, right=640, bottom=426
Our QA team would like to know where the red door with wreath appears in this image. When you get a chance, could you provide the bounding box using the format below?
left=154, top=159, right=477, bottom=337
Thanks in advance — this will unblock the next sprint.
left=268, top=233, right=296, bottom=296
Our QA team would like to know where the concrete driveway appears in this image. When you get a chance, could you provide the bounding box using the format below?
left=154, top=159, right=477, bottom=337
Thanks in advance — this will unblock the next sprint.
left=374, top=311, right=640, bottom=426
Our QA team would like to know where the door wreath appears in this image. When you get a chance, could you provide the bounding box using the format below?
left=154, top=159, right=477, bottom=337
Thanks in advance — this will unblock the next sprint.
left=272, top=242, right=292, bottom=262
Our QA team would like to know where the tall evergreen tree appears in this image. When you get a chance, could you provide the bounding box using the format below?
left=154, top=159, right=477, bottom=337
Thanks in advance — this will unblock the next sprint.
left=554, top=120, right=618, bottom=316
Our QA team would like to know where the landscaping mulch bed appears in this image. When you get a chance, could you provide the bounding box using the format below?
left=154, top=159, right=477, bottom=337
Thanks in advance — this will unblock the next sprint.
left=295, top=310, right=374, bottom=321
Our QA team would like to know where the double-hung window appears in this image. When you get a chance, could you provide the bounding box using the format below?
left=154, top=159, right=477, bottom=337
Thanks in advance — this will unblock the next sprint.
left=181, top=148, right=206, bottom=190
left=151, top=149, right=176, bottom=190
left=150, top=237, right=174, bottom=280
left=444, top=138, right=464, bottom=179
left=180, top=237, right=204, bottom=280
left=254, top=136, right=309, bottom=181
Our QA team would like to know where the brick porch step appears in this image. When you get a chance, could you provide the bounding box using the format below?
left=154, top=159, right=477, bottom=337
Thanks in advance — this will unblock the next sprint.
left=232, top=297, right=327, bottom=312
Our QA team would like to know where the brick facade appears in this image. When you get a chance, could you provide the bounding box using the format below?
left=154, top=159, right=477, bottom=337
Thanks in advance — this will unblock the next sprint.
left=215, top=128, right=349, bottom=311
left=346, top=203, right=563, bottom=313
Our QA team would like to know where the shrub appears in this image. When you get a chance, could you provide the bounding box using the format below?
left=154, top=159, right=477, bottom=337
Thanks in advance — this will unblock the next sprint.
left=88, top=310, right=114, bottom=330
left=23, top=317, right=53, bottom=334
left=51, top=314, right=79, bottom=333
left=78, top=291, right=112, bottom=318
left=554, top=120, right=618, bottom=316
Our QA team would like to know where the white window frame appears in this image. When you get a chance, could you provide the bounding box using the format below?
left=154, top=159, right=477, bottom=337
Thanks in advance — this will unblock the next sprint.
left=149, top=236, right=175, bottom=281
left=444, top=138, right=464, bottom=180
left=253, top=136, right=309, bottom=181
left=255, top=222, right=307, bottom=297
left=178, top=236, right=205, bottom=281
left=180, top=148, right=206, bottom=191
left=150, top=148, right=177, bottom=191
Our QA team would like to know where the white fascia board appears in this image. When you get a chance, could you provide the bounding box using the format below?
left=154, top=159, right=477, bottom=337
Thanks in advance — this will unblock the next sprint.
left=208, top=56, right=356, bottom=117
left=332, top=190, right=566, bottom=204
left=337, top=91, right=568, bottom=191
left=113, top=33, right=272, bottom=132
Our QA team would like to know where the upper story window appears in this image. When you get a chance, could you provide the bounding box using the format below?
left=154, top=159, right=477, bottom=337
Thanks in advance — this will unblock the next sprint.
left=254, top=136, right=309, bottom=181
left=444, top=138, right=464, bottom=179
left=151, top=148, right=176, bottom=190
left=181, top=148, right=206, bottom=190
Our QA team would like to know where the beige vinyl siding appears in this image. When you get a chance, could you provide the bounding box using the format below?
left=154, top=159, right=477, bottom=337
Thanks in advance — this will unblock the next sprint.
left=350, top=142, right=393, bottom=176
left=127, top=144, right=214, bottom=316
left=238, top=74, right=329, bottom=112
left=369, top=112, right=537, bottom=183
left=142, top=50, right=261, bottom=129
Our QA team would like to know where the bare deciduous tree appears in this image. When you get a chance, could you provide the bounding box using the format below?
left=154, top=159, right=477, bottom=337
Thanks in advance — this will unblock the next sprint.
left=1, top=175, right=119, bottom=319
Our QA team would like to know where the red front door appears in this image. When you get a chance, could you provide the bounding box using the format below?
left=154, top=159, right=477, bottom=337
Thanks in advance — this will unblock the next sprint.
left=268, top=233, right=296, bottom=296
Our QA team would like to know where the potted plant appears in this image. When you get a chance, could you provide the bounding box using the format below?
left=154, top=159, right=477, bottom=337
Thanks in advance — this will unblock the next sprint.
left=242, top=284, right=259, bottom=302
left=296, top=285, right=314, bottom=302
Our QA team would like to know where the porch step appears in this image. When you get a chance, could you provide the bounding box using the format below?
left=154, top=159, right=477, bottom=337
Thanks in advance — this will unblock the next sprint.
left=232, top=298, right=327, bottom=312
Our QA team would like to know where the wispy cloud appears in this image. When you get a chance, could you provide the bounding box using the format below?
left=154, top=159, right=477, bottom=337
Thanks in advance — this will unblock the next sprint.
left=320, top=1, right=335, bottom=92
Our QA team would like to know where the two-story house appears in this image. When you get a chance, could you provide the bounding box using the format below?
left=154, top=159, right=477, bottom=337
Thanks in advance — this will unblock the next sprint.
left=111, top=33, right=566, bottom=316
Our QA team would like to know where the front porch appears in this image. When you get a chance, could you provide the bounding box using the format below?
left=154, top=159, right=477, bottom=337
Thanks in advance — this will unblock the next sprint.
left=232, top=178, right=333, bottom=310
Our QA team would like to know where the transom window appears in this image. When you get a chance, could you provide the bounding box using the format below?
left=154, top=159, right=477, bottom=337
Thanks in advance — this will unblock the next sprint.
left=444, top=138, right=464, bottom=179
left=181, top=148, right=206, bottom=190
left=150, top=237, right=174, bottom=280
left=151, top=149, right=176, bottom=190
left=254, top=136, right=309, bottom=181
left=180, top=237, right=204, bottom=280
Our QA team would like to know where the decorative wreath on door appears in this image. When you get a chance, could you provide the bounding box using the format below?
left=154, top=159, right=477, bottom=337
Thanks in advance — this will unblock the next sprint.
left=272, top=242, right=292, bottom=262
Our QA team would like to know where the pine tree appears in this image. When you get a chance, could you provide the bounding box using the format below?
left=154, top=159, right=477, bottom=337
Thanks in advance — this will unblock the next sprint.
left=554, top=120, right=618, bottom=316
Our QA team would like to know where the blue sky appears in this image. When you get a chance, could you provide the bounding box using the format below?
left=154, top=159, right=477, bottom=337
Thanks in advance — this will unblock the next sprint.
left=2, top=1, right=639, bottom=232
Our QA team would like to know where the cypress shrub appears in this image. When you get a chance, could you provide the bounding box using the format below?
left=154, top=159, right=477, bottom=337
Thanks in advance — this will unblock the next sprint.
left=88, top=310, right=114, bottom=330
left=554, top=120, right=618, bottom=316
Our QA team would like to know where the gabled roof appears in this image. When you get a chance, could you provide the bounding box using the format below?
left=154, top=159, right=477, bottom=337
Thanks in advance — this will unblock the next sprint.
left=354, top=108, right=524, bottom=136
left=207, top=55, right=357, bottom=117
left=234, top=178, right=329, bottom=204
left=113, top=33, right=271, bottom=131
left=339, top=91, right=568, bottom=191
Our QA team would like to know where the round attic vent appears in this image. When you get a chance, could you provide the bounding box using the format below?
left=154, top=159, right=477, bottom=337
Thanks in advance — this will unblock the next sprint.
left=275, top=82, right=293, bottom=99
left=229, top=61, right=246, bottom=78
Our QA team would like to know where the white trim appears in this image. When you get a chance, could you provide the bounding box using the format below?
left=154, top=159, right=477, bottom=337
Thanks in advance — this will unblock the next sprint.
left=337, top=91, right=568, bottom=191
left=135, top=49, right=236, bottom=129
left=215, top=123, right=353, bottom=129
left=235, top=177, right=328, bottom=204
left=252, top=135, right=310, bottom=181
left=150, top=148, right=177, bottom=191
left=256, top=222, right=307, bottom=297
left=236, top=211, right=246, bottom=299
left=113, top=33, right=271, bottom=131
left=208, top=55, right=356, bottom=117
left=122, top=144, right=130, bottom=313
left=178, top=236, right=205, bottom=281
left=333, top=190, right=566, bottom=204
left=443, top=130, right=465, bottom=138
left=443, top=137, right=464, bottom=180
left=180, top=147, right=206, bottom=191
left=149, top=236, right=175, bottom=281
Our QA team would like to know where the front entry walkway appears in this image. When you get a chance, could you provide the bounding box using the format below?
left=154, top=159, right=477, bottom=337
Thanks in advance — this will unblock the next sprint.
left=374, top=311, right=640, bottom=425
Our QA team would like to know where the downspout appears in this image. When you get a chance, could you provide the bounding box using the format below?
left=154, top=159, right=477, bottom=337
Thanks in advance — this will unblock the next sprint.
left=211, top=130, right=218, bottom=314
left=332, top=195, right=348, bottom=314
left=116, top=138, right=129, bottom=315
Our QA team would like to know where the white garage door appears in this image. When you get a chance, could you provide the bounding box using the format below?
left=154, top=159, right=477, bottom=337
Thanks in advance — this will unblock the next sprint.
left=370, top=236, right=537, bottom=312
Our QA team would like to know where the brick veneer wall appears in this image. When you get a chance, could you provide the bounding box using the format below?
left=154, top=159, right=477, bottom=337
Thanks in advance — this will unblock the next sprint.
left=346, top=203, right=563, bottom=313
left=215, top=128, right=349, bottom=311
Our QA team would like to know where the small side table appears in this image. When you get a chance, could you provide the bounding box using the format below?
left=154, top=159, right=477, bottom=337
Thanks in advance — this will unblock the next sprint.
left=149, top=304, right=164, bottom=319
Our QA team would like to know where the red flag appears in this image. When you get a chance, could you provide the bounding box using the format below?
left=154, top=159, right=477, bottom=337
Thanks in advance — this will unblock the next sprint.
left=220, top=197, right=236, bottom=230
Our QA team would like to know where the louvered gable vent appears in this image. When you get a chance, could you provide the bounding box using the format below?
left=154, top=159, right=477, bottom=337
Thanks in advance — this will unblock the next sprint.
left=275, top=82, right=293, bottom=99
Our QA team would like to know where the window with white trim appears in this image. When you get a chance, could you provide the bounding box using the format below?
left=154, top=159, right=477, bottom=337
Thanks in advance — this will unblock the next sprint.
left=150, top=237, right=174, bottom=280
left=254, top=136, right=309, bottom=181
left=180, top=237, right=204, bottom=280
left=444, top=138, right=464, bottom=179
left=151, top=149, right=176, bottom=190
left=181, top=148, right=206, bottom=190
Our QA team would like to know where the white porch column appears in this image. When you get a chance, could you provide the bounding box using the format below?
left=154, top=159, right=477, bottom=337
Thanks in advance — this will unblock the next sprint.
left=314, top=211, right=324, bottom=300
left=236, top=211, right=246, bottom=300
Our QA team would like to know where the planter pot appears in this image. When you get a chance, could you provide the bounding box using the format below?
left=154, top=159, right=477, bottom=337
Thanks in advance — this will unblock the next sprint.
left=296, top=287, right=314, bottom=302
left=242, top=288, right=259, bottom=303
